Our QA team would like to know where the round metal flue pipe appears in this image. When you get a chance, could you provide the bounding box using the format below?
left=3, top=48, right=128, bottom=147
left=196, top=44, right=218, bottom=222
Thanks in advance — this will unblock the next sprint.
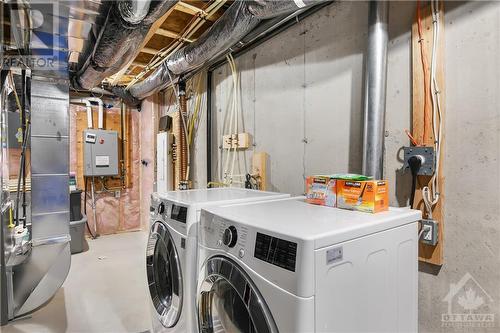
left=362, top=0, right=389, bottom=179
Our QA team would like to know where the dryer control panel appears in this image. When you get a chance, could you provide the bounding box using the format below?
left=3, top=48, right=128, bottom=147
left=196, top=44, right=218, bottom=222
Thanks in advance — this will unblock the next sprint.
left=254, top=232, right=297, bottom=272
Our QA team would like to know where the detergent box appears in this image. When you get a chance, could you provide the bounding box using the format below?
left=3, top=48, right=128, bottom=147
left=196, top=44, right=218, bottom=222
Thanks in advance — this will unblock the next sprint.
left=305, top=175, right=337, bottom=207
left=336, top=180, right=389, bottom=213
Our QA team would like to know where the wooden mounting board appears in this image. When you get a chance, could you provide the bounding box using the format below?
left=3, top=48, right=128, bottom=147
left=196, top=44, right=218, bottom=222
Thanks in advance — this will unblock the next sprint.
left=251, top=152, right=268, bottom=191
left=411, top=2, right=446, bottom=266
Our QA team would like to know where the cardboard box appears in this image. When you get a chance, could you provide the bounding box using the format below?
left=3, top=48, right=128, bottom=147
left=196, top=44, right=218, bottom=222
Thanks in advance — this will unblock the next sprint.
left=305, top=176, right=337, bottom=207
left=337, top=180, right=389, bottom=213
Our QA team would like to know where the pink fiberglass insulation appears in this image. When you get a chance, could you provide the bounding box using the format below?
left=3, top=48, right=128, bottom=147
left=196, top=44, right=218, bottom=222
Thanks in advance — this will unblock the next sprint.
left=70, top=104, right=142, bottom=235
left=139, top=96, right=157, bottom=231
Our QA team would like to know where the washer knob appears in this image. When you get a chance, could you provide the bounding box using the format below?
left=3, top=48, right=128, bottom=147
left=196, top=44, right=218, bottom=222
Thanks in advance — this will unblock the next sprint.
left=222, top=226, right=238, bottom=248
left=157, top=202, right=165, bottom=214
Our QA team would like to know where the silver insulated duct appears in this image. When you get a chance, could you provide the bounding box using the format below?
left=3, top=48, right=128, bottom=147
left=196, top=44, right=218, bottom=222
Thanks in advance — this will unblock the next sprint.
left=75, top=0, right=178, bottom=90
left=115, top=0, right=328, bottom=101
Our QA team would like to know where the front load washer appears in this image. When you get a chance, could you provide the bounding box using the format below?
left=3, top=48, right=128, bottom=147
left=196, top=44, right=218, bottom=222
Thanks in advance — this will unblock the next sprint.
left=197, top=199, right=421, bottom=333
left=147, top=188, right=290, bottom=333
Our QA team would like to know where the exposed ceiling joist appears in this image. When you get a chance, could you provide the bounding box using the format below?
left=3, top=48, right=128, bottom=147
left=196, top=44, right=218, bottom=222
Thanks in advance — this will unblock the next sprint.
left=157, top=28, right=194, bottom=42
left=142, top=47, right=160, bottom=55
left=110, top=5, right=176, bottom=85
left=176, top=1, right=215, bottom=21
left=107, top=0, right=230, bottom=86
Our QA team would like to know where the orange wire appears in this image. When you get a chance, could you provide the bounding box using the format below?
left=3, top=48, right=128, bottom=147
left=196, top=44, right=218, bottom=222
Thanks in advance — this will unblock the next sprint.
left=405, top=129, right=419, bottom=146
left=416, top=0, right=432, bottom=145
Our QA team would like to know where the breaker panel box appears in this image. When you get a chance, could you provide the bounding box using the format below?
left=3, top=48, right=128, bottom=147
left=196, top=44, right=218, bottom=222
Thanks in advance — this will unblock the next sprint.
left=83, top=129, right=119, bottom=177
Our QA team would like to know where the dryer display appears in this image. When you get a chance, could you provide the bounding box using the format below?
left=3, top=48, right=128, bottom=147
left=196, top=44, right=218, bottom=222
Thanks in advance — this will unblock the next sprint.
left=171, top=204, right=187, bottom=223
left=254, top=233, right=297, bottom=272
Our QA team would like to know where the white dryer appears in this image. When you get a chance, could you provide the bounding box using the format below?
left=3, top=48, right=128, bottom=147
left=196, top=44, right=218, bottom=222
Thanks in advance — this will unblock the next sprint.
left=147, top=188, right=290, bottom=333
left=197, top=199, right=421, bottom=333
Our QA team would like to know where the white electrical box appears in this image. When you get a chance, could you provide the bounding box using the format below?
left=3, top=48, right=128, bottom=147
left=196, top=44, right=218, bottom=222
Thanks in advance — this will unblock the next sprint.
left=83, top=129, right=119, bottom=176
left=156, top=132, right=172, bottom=192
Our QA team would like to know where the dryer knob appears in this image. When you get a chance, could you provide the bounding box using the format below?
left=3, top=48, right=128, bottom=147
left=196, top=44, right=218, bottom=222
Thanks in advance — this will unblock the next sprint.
left=157, top=203, right=165, bottom=214
left=222, top=226, right=238, bottom=248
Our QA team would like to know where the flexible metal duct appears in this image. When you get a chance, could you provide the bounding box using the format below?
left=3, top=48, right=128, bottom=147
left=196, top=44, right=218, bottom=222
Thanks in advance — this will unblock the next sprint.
left=119, top=0, right=326, bottom=102
left=75, top=0, right=178, bottom=90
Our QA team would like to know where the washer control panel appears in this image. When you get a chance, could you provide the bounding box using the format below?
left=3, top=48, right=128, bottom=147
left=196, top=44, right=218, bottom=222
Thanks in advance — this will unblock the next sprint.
left=216, top=219, right=248, bottom=251
left=222, top=226, right=238, bottom=247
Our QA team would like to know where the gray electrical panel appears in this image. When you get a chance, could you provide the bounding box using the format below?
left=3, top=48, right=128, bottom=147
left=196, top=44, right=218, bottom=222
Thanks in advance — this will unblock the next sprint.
left=83, top=129, right=119, bottom=176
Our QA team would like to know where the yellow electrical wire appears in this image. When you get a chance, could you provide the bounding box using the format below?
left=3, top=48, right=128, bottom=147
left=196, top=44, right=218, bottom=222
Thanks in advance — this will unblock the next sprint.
left=8, top=206, right=15, bottom=228
left=188, top=73, right=203, bottom=146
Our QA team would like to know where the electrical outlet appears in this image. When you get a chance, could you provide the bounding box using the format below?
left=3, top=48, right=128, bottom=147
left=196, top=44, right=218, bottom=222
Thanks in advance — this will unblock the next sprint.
left=114, top=190, right=121, bottom=198
left=403, top=146, right=435, bottom=176
left=420, top=219, right=438, bottom=246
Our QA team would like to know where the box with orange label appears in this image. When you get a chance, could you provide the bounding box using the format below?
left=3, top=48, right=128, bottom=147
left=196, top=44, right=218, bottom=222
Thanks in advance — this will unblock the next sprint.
left=305, top=175, right=337, bottom=207
left=336, top=180, right=388, bottom=213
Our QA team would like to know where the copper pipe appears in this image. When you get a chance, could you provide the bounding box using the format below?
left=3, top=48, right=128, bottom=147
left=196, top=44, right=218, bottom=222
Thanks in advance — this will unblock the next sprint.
left=178, top=84, right=188, bottom=182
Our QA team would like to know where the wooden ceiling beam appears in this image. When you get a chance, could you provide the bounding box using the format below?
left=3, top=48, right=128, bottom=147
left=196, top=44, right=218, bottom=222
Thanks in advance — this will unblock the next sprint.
left=132, top=61, right=147, bottom=67
left=176, top=1, right=217, bottom=21
left=156, top=28, right=193, bottom=43
left=110, top=5, right=176, bottom=85
left=141, top=47, right=160, bottom=55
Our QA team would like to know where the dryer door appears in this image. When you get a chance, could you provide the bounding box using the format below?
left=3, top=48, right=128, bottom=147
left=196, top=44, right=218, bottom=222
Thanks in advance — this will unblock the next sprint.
left=197, top=256, right=278, bottom=333
left=147, top=221, right=183, bottom=328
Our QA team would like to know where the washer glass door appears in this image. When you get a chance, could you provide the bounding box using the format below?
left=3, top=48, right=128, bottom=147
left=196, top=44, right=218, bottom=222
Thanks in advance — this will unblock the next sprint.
left=146, top=221, right=182, bottom=328
left=198, top=256, right=277, bottom=333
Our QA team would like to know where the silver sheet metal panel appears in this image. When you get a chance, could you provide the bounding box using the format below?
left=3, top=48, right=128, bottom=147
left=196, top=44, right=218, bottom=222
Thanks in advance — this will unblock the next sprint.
left=83, top=129, right=119, bottom=177
left=30, top=95, right=69, bottom=137
left=11, top=76, right=72, bottom=318
left=30, top=137, right=69, bottom=175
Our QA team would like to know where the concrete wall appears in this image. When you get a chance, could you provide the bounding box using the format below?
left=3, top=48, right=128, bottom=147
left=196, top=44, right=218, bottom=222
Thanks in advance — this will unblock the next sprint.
left=205, top=1, right=500, bottom=331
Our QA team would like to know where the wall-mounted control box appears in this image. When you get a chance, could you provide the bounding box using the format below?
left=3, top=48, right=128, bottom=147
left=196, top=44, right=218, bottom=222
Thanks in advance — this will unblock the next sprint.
left=83, top=129, right=119, bottom=176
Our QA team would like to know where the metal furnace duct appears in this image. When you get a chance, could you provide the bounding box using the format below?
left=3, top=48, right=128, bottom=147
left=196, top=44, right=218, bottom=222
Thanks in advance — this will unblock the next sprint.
left=362, top=0, right=389, bottom=179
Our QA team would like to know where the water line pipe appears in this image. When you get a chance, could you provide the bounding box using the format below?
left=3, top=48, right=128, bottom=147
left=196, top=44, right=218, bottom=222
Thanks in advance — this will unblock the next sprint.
left=206, top=70, right=212, bottom=184
left=86, top=97, right=104, bottom=129
left=70, top=98, right=93, bottom=128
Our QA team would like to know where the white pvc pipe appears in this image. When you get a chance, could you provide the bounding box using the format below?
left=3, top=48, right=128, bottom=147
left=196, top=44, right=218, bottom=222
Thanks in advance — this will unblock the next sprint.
left=86, top=97, right=104, bottom=129
left=70, top=98, right=93, bottom=128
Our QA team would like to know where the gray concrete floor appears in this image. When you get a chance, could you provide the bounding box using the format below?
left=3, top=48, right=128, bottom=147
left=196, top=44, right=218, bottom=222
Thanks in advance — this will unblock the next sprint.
left=3, top=231, right=152, bottom=333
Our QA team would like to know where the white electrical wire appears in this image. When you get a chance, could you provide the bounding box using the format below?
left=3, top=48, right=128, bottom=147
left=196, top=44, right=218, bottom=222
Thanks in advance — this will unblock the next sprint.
left=222, top=53, right=242, bottom=186
left=422, top=0, right=443, bottom=219
left=222, top=55, right=235, bottom=184
left=229, top=54, right=240, bottom=182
